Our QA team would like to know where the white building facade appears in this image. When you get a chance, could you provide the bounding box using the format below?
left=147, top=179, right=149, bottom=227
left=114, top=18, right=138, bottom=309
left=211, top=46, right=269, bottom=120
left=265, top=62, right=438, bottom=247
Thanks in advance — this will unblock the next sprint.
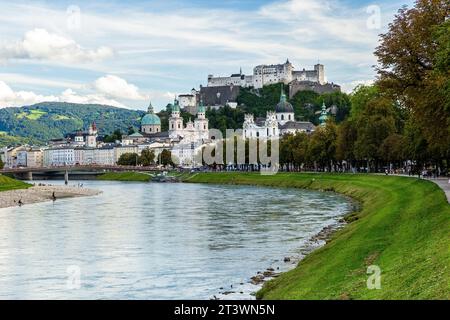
left=243, top=89, right=316, bottom=139
left=207, top=60, right=325, bottom=89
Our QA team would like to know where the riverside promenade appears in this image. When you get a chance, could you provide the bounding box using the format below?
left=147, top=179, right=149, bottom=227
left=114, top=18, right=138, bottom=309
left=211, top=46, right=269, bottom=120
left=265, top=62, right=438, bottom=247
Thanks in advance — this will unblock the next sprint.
left=429, top=178, right=450, bottom=204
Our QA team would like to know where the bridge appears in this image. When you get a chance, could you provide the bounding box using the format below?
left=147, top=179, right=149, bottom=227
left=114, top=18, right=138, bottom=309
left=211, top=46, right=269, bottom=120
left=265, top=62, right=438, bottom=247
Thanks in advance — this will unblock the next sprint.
left=0, top=165, right=160, bottom=181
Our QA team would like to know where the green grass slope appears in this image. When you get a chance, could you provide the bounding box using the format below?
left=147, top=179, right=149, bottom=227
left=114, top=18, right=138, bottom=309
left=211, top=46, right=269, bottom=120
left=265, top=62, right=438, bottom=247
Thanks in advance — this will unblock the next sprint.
left=0, top=175, right=32, bottom=192
left=97, top=172, right=151, bottom=182
left=185, top=173, right=450, bottom=300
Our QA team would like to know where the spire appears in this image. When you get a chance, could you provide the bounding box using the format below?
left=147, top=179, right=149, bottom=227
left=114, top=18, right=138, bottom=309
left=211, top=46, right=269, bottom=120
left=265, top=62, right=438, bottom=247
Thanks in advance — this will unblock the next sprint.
left=198, top=99, right=206, bottom=113
left=240, top=67, right=242, bottom=75
left=147, top=101, right=154, bottom=114
left=280, top=84, right=286, bottom=103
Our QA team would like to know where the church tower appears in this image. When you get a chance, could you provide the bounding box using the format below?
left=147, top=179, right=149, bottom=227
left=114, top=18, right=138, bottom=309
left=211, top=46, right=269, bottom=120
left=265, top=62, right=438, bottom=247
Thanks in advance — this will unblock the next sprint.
left=169, top=98, right=184, bottom=138
left=194, top=100, right=209, bottom=140
left=86, top=122, right=98, bottom=148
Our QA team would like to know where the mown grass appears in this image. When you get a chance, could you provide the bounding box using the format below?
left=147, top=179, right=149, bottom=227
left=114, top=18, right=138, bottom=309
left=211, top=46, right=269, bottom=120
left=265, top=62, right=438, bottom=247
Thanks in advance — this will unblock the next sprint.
left=97, top=171, right=151, bottom=182
left=185, top=172, right=450, bottom=300
left=0, top=174, right=32, bottom=192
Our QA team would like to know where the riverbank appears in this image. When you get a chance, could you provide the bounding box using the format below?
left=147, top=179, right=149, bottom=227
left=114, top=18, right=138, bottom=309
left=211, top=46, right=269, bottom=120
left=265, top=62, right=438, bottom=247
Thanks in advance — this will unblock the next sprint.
left=0, top=174, right=32, bottom=192
left=185, top=172, right=450, bottom=300
left=97, top=171, right=151, bottom=182
left=96, top=171, right=191, bottom=182
left=0, top=176, right=101, bottom=209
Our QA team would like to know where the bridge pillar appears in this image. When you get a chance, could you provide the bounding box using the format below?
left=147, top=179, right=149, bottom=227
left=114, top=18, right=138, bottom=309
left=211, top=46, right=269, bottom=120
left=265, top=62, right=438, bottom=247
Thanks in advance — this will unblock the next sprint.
left=25, top=171, right=33, bottom=181
left=64, top=170, right=69, bottom=185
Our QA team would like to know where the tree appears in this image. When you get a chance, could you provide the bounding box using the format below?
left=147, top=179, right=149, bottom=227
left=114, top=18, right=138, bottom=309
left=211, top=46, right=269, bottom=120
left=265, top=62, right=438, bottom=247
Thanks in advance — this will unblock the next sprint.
left=375, top=0, right=450, bottom=163
left=103, top=129, right=123, bottom=143
left=354, top=96, right=397, bottom=171
left=158, top=149, right=174, bottom=167
left=379, top=134, right=405, bottom=165
left=117, top=153, right=139, bottom=166
left=138, top=148, right=155, bottom=166
left=307, top=122, right=338, bottom=171
left=0, top=158, right=4, bottom=169
left=349, top=85, right=379, bottom=118
left=336, top=119, right=358, bottom=170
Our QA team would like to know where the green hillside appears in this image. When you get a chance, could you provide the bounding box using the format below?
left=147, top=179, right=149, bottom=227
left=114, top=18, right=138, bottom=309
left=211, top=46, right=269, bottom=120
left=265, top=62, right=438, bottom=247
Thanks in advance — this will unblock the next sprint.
left=0, top=102, right=144, bottom=147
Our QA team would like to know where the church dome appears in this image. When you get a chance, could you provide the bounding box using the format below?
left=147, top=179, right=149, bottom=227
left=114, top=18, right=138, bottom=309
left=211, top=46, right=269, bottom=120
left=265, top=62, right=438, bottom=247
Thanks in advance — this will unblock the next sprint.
left=141, top=113, right=161, bottom=126
left=141, top=101, right=161, bottom=125
left=275, top=90, right=294, bottom=113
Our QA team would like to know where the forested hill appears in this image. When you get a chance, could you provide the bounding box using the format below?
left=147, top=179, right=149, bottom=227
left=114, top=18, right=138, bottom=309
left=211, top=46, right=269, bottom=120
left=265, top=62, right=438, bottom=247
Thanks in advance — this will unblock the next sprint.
left=0, top=102, right=144, bottom=146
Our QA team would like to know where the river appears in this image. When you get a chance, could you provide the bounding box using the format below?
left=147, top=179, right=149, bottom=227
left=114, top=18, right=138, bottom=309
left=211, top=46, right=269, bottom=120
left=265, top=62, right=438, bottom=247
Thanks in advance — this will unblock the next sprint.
left=0, top=180, right=351, bottom=299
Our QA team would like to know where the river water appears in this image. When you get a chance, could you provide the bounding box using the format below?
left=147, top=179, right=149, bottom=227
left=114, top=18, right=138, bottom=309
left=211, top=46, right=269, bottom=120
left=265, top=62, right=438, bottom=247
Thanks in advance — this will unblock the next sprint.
left=0, top=180, right=350, bottom=299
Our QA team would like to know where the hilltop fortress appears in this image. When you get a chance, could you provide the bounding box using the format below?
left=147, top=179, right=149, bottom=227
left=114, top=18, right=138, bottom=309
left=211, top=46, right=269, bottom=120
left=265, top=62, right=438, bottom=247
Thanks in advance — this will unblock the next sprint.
left=207, top=59, right=325, bottom=89
left=178, top=59, right=340, bottom=113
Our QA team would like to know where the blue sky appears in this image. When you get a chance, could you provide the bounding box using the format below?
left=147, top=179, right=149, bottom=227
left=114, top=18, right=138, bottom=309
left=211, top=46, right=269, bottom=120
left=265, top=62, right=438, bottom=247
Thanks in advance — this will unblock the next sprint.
left=0, top=0, right=414, bottom=111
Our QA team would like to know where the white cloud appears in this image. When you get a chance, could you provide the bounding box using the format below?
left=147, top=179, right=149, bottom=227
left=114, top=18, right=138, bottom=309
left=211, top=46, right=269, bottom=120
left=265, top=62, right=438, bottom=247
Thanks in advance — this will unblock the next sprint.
left=59, top=88, right=124, bottom=107
left=0, top=28, right=113, bottom=63
left=341, top=79, right=375, bottom=93
left=93, top=75, right=147, bottom=100
left=0, top=81, right=59, bottom=107
left=0, top=81, right=123, bottom=108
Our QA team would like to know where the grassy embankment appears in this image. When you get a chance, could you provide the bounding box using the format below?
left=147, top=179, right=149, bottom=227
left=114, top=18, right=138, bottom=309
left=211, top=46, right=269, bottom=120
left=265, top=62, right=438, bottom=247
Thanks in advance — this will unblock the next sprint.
left=97, top=171, right=151, bottom=182
left=97, top=171, right=193, bottom=182
left=185, top=172, right=450, bottom=300
left=0, top=174, right=32, bottom=192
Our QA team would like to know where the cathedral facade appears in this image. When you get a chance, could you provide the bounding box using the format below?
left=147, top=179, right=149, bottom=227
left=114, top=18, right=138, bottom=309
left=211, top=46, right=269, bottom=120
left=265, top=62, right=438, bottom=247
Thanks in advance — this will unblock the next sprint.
left=168, top=99, right=209, bottom=143
left=243, top=89, right=316, bottom=139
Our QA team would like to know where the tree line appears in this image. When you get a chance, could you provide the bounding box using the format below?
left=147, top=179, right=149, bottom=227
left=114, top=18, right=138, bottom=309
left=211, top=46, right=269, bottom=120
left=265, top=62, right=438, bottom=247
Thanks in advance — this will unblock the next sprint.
left=202, top=0, right=449, bottom=175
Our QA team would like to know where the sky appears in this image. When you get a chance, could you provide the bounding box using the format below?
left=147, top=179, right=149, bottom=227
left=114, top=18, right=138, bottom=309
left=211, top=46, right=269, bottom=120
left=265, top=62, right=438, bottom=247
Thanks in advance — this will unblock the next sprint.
left=0, top=0, right=415, bottom=111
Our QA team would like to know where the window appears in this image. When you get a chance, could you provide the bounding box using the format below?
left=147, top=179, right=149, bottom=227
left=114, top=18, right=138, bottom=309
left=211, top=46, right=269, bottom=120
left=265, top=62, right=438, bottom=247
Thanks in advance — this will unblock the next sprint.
left=171, top=124, right=174, bottom=129
left=288, top=114, right=291, bottom=120
left=281, top=114, right=284, bottom=120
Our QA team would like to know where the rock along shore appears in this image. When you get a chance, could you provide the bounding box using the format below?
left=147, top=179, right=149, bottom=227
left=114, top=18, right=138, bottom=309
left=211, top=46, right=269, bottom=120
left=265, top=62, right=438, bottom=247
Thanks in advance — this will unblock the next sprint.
left=0, top=185, right=102, bottom=209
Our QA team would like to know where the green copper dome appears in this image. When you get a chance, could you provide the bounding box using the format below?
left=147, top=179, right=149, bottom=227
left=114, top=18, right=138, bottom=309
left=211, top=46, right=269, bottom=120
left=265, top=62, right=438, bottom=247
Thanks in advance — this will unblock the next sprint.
left=319, top=102, right=329, bottom=125
left=141, top=101, right=161, bottom=125
left=275, top=87, right=294, bottom=113
left=198, top=100, right=206, bottom=113
left=172, top=98, right=180, bottom=112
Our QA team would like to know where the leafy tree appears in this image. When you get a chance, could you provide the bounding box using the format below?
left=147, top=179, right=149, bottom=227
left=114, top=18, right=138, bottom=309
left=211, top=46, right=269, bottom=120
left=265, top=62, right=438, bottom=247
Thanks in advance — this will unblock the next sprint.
left=336, top=119, right=358, bottom=167
left=375, top=0, right=450, bottom=161
left=379, top=134, right=405, bottom=164
left=307, top=122, right=338, bottom=171
left=103, top=129, right=123, bottom=143
left=354, top=97, right=397, bottom=171
left=158, top=149, right=173, bottom=167
left=0, top=158, right=4, bottom=169
left=138, top=148, right=155, bottom=166
left=349, top=85, right=379, bottom=118
left=117, top=153, right=139, bottom=166
left=290, top=90, right=319, bottom=121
